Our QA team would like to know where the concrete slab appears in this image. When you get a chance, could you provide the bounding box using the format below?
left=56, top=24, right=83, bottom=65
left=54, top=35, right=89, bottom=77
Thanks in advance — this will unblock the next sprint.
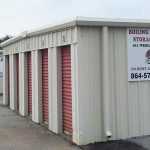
left=81, top=140, right=147, bottom=150
left=129, top=136, right=150, bottom=150
left=1, top=94, right=150, bottom=150
left=0, top=98, right=80, bottom=150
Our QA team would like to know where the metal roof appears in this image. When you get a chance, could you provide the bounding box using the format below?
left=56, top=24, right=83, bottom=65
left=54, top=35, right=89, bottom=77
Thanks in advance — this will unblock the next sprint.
left=2, top=16, right=150, bottom=47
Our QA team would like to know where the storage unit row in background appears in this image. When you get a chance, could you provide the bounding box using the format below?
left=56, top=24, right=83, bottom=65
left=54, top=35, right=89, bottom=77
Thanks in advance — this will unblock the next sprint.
left=3, top=46, right=72, bottom=135
left=2, top=17, right=150, bottom=145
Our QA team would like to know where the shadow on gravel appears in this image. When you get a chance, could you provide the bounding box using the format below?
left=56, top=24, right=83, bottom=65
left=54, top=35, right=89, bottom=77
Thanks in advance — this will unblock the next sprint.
left=81, top=140, right=147, bottom=150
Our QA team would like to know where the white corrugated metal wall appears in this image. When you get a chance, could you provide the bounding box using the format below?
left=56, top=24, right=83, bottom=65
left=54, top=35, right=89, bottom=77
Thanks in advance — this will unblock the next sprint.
left=109, top=27, right=150, bottom=139
left=75, top=27, right=103, bottom=144
left=2, top=23, right=150, bottom=145
left=109, top=28, right=129, bottom=139
left=76, top=26, right=150, bottom=144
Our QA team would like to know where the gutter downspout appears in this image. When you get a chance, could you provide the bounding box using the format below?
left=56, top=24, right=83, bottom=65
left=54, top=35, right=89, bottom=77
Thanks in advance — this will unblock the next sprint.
left=102, top=26, right=112, bottom=139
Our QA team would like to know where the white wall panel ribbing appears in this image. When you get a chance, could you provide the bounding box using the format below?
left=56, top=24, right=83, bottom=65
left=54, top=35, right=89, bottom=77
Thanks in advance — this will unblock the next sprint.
left=31, top=50, right=42, bottom=123
left=9, top=55, right=17, bottom=110
left=76, top=27, right=102, bottom=145
left=19, top=53, right=28, bottom=116
left=75, top=27, right=150, bottom=144
left=48, top=47, right=61, bottom=133
left=3, top=28, right=76, bottom=55
left=3, top=56, right=9, bottom=105
left=108, top=28, right=129, bottom=139
left=108, top=28, right=150, bottom=139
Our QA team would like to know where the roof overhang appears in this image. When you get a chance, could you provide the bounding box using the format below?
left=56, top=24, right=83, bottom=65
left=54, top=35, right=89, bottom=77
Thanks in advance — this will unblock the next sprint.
left=2, top=17, right=150, bottom=47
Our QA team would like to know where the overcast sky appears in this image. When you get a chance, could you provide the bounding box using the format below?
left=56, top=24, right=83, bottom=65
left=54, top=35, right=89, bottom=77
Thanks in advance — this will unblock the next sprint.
left=0, top=0, right=150, bottom=37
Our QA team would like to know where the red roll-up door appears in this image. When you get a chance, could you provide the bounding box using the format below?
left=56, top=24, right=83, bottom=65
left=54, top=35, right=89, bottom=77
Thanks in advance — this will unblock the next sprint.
left=16, top=54, right=19, bottom=111
left=42, top=49, right=48, bottom=123
left=61, top=46, right=72, bottom=135
left=27, top=52, right=32, bottom=115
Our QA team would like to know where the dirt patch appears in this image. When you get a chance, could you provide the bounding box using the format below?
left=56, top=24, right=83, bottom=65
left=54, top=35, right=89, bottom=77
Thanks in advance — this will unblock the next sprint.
left=81, top=140, right=147, bottom=150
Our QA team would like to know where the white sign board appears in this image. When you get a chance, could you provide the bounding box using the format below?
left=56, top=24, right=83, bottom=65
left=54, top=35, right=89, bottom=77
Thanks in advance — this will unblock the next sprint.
left=128, top=28, right=150, bottom=81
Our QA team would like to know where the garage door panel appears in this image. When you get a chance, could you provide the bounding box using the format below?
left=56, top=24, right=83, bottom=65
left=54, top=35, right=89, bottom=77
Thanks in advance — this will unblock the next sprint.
left=27, top=52, right=32, bottom=115
left=62, top=46, right=72, bottom=135
left=42, top=49, right=49, bottom=123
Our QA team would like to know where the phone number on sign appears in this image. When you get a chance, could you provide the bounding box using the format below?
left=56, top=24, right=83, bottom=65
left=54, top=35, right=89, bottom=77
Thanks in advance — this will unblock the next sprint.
left=131, top=73, right=150, bottom=79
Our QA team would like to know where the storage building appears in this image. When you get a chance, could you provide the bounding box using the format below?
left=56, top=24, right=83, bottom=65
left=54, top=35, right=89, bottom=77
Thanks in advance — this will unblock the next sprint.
left=2, top=17, right=150, bottom=145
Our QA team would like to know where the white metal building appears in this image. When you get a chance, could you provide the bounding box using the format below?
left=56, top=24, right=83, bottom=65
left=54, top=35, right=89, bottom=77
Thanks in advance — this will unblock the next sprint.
left=2, top=17, right=150, bottom=145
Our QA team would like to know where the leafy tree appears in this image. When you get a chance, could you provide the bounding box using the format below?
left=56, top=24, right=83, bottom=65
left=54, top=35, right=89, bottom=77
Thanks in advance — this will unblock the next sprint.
left=0, top=35, right=12, bottom=50
left=0, top=35, right=12, bottom=44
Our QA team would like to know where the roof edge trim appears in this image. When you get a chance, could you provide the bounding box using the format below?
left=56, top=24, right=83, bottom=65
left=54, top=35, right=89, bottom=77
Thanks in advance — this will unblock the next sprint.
left=2, top=17, right=150, bottom=47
